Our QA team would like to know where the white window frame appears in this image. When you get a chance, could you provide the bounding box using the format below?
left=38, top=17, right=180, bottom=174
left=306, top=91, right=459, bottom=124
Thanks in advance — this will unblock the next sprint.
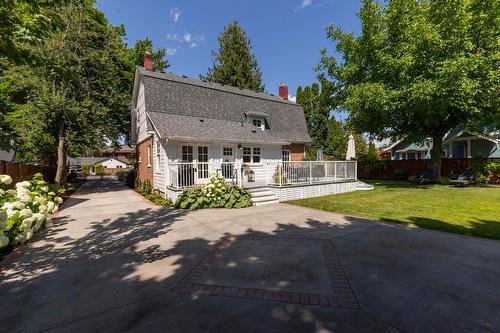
left=242, top=146, right=261, bottom=164
left=147, top=145, right=152, bottom=167
left=155, top=141, right=161, bottom=171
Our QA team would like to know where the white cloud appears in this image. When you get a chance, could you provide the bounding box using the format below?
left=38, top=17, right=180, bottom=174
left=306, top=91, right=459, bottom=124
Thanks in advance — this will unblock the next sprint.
left=166, top=32, right=204, bottom=49
left=288, top=95, right=297, bottom=103
left=166, top=48, right=178, bottom=56
left=189, top=43, right=198, bottom=48
left=300, top=0, right=312, bottom=8
left=169, top=7, right=180, bottom=22
left=183, top=32, right=192, bottom=42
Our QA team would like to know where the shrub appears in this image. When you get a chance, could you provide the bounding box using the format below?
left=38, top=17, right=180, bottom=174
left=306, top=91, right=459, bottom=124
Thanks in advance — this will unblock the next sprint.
left=0, top=173, right=63, bottom=249
left=484, top=161, right=500, bottom=183
left=175, top=174, right=252, bottom=210
left=141, top=179, right=152, bottom=194
left=116, top=169, right=135, bottom=188
left=94, top=164, right=104, bottom=176
left=474, top=173, right=488, bottom=184
left=81, top=164, right=90, bottom=176
left=435, top=177, right=450, bottom=185
left=408, top=175, right=418, bottom=183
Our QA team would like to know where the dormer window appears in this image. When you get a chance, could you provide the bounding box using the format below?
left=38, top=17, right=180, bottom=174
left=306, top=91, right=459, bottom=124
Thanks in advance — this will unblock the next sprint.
left=252, top=119, right=262, bottom=127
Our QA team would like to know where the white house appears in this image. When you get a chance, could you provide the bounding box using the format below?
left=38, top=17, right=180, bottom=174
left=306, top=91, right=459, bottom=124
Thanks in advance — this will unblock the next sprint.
left=130, top=52, right=362, bottom=204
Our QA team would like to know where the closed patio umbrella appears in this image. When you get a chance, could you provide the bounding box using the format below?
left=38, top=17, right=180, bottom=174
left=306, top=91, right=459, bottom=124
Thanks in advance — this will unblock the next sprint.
left=346, top=134, right=356, bottom=160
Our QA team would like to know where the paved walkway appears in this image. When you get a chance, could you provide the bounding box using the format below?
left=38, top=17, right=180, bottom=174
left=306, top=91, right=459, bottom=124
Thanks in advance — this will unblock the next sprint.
left=1, top=178, right=499, bottom=332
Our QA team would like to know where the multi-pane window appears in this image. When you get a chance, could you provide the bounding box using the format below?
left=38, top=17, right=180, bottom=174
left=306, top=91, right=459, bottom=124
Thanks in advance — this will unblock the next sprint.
left=253, top=148, right=261, bottom=163
left=147, top=145, right=152, bottom=166
left=243, top=147, right=252, bottom=163
left=198, top=146, right=209, bottom=179
left=156, top=141, right=161, bottom=169
left=223, top=147, right=233, bottom=157
left=243, top=147, right=260, bottom=163
left=182, top=145, right=193, bottom=162
left=252, top=119, right=262, bottom=127
left=407, top=153, right=416, bottom=160
left=282, top=150, right=291, bottom=162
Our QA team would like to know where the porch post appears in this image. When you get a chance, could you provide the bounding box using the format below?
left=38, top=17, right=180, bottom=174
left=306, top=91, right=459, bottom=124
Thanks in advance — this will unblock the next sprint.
left=355, top=161, right=358, bottom=180
left=309, top=161, right=312, bottom=184
left=448, top=143, right=453, bottom=158
left=467, top=139, right=471, bottom=158
left=334, top=162, right=337, bottom=181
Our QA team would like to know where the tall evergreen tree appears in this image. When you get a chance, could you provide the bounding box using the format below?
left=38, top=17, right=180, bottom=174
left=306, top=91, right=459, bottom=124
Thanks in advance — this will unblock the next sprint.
left=202, top=21, right=264, bottom=91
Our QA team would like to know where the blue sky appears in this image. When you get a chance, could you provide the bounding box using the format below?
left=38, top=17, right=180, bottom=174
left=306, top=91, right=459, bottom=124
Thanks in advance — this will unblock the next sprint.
left=96, top=0, right=362, bottom=102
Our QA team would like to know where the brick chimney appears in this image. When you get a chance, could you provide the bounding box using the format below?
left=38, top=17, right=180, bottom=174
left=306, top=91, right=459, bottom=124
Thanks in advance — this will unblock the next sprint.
left=144, top=51, right=153, bottom=71
left=279, top=82, right=288, bottom=100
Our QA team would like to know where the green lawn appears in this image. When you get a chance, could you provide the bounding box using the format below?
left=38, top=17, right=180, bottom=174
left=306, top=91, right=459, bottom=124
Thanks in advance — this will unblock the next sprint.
left=288, top=180, right=500, bottom=240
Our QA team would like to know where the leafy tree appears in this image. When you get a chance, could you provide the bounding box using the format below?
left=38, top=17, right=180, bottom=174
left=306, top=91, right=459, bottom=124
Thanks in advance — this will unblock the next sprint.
left=202, top=21, right=264, bottom=91
left=318, top=0, right=499, bottom=176
left=128, top=37, right=170, bottom=72
left=5, top=1, right=131, bottom=184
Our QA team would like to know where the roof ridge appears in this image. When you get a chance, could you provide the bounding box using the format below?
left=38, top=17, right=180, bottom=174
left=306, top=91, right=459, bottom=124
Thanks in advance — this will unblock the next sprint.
left=147, top=110, right=247, bottom=123
left=137, top=67, right=299, bottom=107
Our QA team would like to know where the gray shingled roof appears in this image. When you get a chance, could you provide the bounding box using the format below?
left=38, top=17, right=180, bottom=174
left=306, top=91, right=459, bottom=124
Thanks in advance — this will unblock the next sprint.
left=148, top=112, right=288, bottom=144
left=138, top=67, right=310, bottom=144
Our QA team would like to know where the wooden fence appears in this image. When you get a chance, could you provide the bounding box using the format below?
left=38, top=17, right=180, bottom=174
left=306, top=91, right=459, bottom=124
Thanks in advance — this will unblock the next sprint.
left=357, top=158, right=500, bottom=179
left=0, top=162, right=57, bottom=184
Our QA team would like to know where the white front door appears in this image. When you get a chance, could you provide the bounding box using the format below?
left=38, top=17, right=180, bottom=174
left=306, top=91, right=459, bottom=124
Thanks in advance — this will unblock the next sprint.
left=180, top=144, right=209, bottom=185
left=196, top=145, right=209, bottom=182
left=222, top=146, right=236, bottom=180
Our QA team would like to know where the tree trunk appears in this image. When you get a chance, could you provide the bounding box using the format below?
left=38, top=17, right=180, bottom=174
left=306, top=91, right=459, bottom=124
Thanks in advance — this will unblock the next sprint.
left=430, top=134, right=443, bottom=178
left=54, top=121, right=66, bottom=186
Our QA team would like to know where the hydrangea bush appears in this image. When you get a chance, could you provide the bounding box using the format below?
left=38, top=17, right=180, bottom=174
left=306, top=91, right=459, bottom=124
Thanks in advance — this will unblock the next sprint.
left=0, top=173, right=63, bottom=249
left=175, top=173, right=252, bottom=210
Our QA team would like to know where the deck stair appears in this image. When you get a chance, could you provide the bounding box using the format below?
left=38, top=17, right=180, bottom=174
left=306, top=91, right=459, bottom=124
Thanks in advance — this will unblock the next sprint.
left=248, top=187, right=280, bottom=206
left=355, top=181, right=374, bottom=191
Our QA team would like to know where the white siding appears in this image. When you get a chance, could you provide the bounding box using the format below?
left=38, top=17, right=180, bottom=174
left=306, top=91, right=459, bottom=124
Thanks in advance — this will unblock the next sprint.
left=152, top=135, right=166, bottom=193
left=136, top=82, right=149, bottom=143
left=101, top=158, right=127, bottom=169
left=272, top=181, right=357, bottom=201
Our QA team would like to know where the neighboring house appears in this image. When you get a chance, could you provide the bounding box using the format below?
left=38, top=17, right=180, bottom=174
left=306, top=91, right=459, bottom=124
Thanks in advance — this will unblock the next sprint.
left=0, top=149, right=15, bottom=162
left=101, top=145, right=135, bottom=165
left=68, top=156, right=129, bottom=174
left=384, top=126, right=500, bottom=160
left=130, top=53, right=362, bottom=203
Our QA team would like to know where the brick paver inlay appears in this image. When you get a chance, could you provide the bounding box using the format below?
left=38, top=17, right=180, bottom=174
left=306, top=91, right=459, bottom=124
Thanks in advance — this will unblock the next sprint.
left=172, top=234, right=360, bottom=309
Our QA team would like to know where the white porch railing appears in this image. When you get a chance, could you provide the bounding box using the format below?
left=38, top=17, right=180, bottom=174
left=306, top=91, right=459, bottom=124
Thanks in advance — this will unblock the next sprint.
left=168, top=160, right=357, bottom=190
left=169, top=162, right=239, bottom=189
left=268, top=161, right=357, bottom=186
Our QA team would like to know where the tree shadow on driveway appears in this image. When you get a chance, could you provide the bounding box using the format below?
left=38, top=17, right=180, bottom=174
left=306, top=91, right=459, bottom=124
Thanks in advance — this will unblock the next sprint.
left=1, top=200, right=499, bottom=332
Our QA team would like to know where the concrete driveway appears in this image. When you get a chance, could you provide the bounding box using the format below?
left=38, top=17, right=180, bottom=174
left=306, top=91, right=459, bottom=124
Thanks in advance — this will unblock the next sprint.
left=1, top=178, right=499, bottom=333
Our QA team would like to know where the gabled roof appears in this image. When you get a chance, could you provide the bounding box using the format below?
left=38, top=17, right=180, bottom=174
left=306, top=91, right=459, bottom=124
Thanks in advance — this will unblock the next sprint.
left=136, top=67, right=310, bottom=144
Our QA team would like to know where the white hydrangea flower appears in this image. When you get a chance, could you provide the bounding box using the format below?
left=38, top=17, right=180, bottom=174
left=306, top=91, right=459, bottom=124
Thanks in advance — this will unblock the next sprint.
left=48, top=191, right=56, bottom=197
left=35, top=196, right=48, bottom=206
left=11, top=201, right=25, bottom=210
left=0, top=174, right=12, bottom=185
left=47, top=201, right=55, bottom=213
left=15, top=181, right=31, bottom=188
left=21, top=217, right=34, bottom=230
left=38, top=205, right=48, bottom=215
left=40, top=186, right=49, bottom=193
left=26, top=229, right=33, bottom=240
left=54, top=197, right=63, bottom=205
left=32, top=213, right=45, bottom=223
left=18, top=208, right=32, bottom=219
left=19, top=194, right=31, bottom=203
